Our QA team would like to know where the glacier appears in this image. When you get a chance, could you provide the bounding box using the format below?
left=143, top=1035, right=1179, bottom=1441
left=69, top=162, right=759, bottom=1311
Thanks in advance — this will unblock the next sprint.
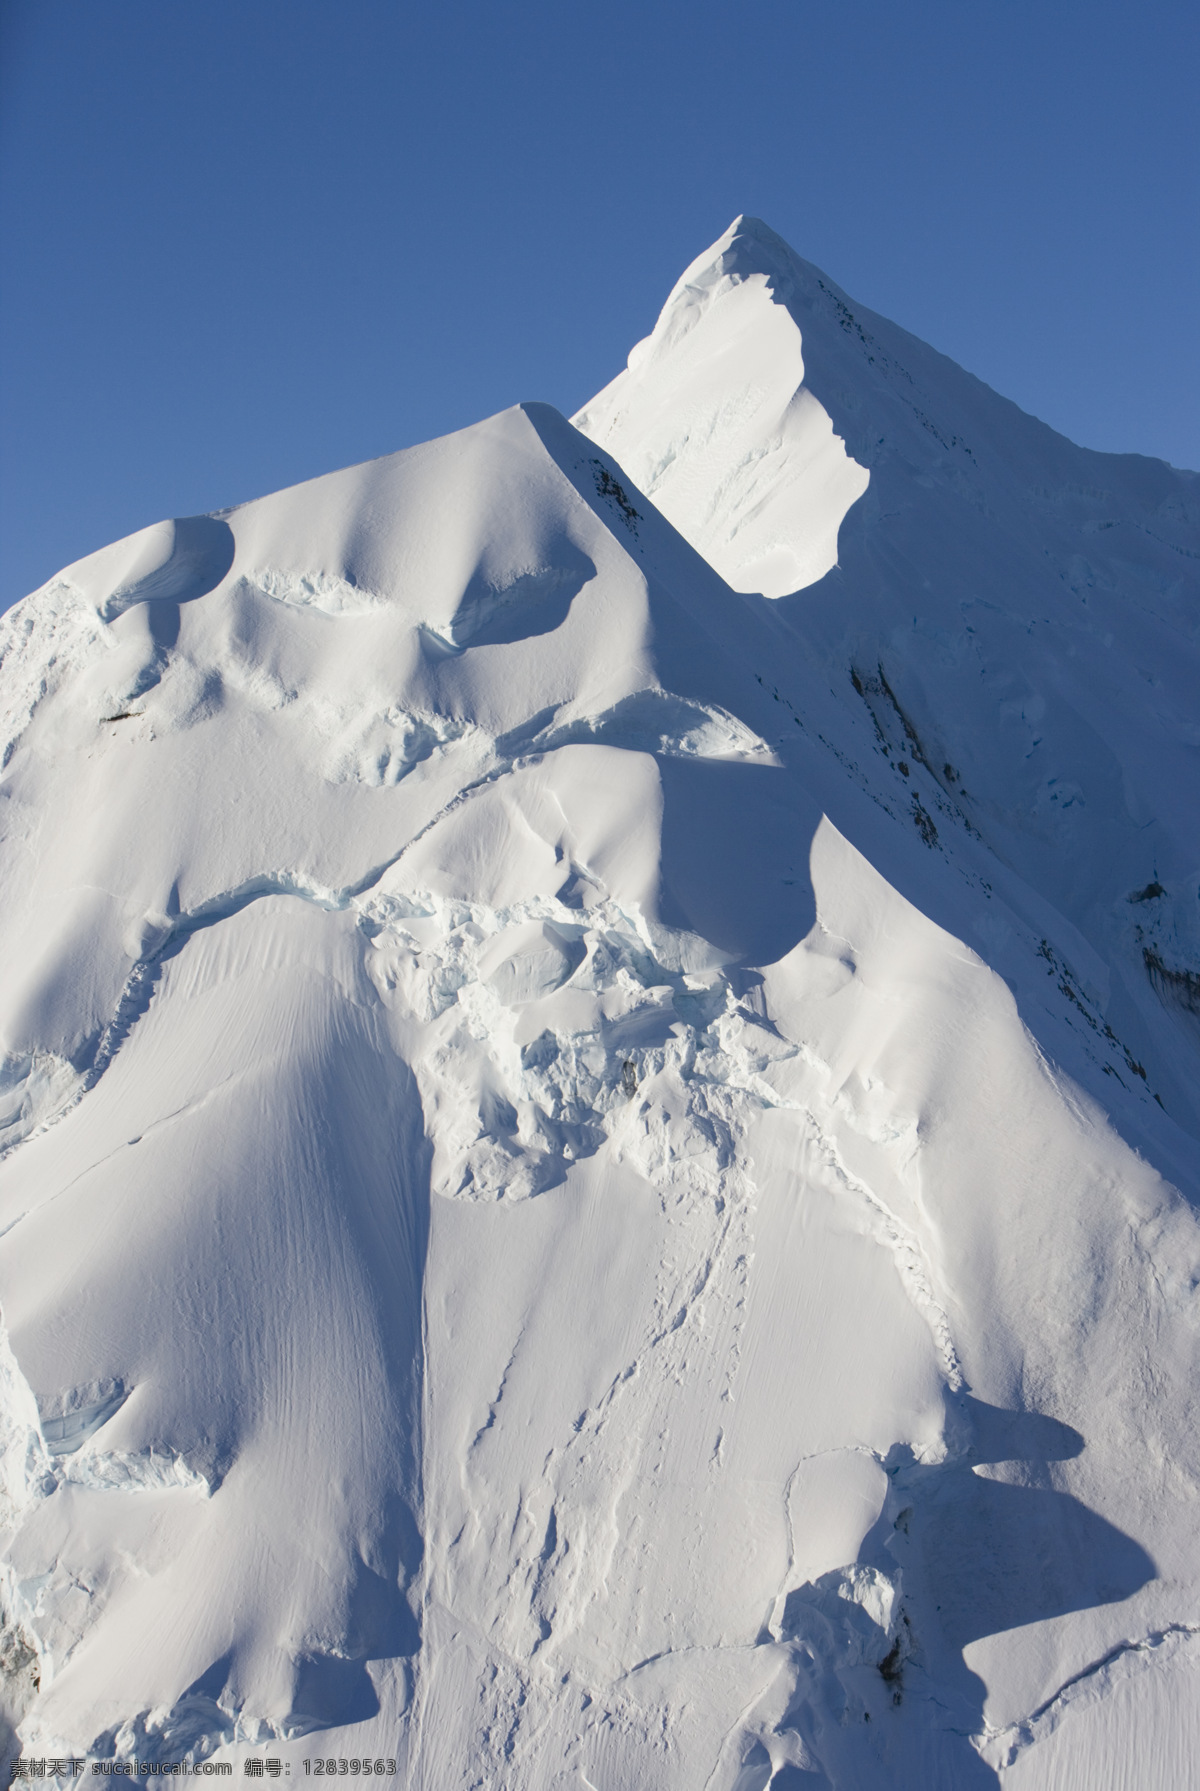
left=0, top=219, right=1199, bottom=1789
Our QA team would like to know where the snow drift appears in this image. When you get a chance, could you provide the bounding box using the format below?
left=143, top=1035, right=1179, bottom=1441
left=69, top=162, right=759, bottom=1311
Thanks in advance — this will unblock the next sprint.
left=1, top=219, right=1199, bottom=1790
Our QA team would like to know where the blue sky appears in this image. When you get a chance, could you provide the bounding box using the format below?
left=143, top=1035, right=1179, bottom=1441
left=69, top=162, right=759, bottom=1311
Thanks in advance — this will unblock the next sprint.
left=1, top=0, right=1196, bottom=609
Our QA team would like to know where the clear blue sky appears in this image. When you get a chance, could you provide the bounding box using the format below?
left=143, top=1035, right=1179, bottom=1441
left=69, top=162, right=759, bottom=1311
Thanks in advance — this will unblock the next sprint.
left=2, top=0, right=1197, bottom=609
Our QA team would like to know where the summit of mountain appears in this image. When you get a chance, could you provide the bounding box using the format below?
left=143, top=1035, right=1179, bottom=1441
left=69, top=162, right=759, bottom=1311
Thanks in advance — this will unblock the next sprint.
left=578, top=215, right=1200, bottom=1145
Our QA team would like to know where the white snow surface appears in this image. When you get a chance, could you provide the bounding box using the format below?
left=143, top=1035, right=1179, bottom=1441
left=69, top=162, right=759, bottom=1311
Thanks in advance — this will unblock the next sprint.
left=0, top=222, right=1199, bottom=1789
left=575, top=217, right=871, bottom=597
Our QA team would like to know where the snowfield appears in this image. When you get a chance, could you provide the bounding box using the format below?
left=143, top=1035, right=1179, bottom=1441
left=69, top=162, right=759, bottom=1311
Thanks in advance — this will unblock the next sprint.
left=2, top=218, right=1200, bottom=1790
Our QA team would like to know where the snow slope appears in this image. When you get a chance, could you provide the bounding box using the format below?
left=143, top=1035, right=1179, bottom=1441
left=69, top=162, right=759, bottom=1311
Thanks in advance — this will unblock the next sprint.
left=0, top=222, right=1198, bottom=1789
left=577, top=216, right=1200, bottom=1146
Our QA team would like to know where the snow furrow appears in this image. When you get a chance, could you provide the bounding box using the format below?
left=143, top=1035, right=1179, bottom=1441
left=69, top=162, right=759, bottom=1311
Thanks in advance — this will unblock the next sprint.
left=975, top=1623, right=1200, bottom=1769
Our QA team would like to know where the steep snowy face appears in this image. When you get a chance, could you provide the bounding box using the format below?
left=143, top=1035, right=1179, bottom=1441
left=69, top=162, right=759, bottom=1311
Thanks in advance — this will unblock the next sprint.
left=0, top=403, right=777, bottom=1114
left=579, top=217, right=1200, bottom=1143
left=575, top=216, right=870, bottom=596
left=0, top=402, right=798, bottom=1758
left=0, top=233, right=1199, bottom=1791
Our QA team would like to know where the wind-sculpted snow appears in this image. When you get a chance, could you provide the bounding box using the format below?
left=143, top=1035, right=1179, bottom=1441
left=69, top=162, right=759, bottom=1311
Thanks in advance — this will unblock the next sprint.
left=0, top=583, right=109, bottom=771
left=503, top=687, right=775, bottom=764
left=574, top=215, right=871, bottom=596
left=247, top=566, right=388, bottom=617
left=0, top=236, right=1199, bottom=1788
left=578, top=213, right=1200, bottom=1148
left=976, top=1622, right=1200, bottom=1773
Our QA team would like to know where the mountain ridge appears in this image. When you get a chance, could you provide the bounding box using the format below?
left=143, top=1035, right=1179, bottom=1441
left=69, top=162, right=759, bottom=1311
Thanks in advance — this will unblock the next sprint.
left=1, top=222, right=1198, bottom=1788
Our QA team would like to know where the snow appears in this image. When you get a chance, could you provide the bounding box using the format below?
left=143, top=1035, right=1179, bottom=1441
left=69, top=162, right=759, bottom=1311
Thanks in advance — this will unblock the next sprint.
left=574, top=217, right=871, bottom=597
left=1, top=220, right=1199, bottom=1787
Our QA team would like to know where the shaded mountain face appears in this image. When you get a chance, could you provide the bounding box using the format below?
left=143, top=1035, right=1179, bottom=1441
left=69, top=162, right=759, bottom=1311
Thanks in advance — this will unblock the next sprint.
left=0, top=225, right=1198, bottom=1789
left=577, top=215, right=1200, bottom=1142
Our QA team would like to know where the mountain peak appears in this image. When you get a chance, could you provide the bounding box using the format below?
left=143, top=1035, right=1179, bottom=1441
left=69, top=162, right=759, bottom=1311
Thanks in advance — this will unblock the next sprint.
left=681, top=211, right=811, bottom=288
left=574, top=218, right=869, bottom=597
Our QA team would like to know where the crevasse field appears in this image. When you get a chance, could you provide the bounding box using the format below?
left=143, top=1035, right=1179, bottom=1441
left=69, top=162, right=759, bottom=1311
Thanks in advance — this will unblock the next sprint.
left=2, top=217, right=1199, bottom=1790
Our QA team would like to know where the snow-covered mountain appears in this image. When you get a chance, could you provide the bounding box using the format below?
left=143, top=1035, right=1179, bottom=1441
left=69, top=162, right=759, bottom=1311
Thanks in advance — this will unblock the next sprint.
left=1, top=219, right=1199, bottom=1790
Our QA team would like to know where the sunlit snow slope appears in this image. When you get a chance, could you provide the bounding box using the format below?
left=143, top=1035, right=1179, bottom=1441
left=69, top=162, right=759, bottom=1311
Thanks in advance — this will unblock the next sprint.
left=0, top=221, right=1198, bottom=1791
